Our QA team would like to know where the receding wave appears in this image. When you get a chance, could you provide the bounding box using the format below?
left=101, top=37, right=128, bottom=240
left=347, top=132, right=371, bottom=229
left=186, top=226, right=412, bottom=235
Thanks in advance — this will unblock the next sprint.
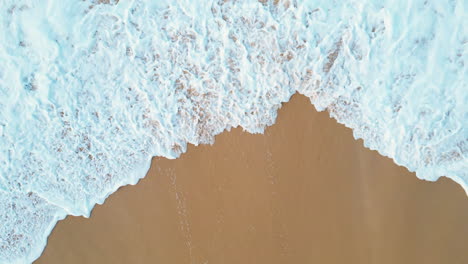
left=0, top=0, right=466, bottom=262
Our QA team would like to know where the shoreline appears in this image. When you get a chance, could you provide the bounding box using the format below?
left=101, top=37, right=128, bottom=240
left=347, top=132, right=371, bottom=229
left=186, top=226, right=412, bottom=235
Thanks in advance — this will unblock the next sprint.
left=36, top=94, right=468, bottom=264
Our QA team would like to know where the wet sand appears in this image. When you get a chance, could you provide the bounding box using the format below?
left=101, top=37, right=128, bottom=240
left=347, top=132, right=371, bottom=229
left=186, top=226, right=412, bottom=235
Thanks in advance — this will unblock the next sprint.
left=36, top=94, right=468, bottom=264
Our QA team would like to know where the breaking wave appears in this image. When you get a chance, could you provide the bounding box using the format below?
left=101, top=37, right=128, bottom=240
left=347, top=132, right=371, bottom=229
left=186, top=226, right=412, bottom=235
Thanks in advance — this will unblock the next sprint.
left=0, top=0, right=466, bottom=263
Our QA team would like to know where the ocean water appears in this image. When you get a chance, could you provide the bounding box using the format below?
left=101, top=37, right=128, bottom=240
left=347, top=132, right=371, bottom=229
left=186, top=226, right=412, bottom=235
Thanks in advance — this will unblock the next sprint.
left=0, top=0, right=466, bottom=262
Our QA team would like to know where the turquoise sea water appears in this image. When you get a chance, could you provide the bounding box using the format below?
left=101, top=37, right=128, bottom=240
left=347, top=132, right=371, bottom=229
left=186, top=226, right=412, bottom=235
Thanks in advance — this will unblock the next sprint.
left=0, top=0, right=466, bottom=263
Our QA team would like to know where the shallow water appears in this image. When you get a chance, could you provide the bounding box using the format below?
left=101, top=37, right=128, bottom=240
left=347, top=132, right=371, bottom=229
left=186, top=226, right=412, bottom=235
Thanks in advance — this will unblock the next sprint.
left=0, top=0, right=466, bottom=263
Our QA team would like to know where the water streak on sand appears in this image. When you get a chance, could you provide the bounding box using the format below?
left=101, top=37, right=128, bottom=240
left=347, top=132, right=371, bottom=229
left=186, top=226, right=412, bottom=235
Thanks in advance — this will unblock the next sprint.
left=0, top=0, right=466, bottom=263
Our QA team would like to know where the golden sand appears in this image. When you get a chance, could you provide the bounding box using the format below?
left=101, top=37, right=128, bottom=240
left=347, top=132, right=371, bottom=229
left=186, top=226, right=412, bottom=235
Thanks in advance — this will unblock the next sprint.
left=36, top=94, right=468, bottom=264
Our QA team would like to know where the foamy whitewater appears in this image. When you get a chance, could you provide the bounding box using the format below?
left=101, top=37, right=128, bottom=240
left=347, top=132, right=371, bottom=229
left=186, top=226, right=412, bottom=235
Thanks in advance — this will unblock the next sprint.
left=0, top=0, right=466, bottom=262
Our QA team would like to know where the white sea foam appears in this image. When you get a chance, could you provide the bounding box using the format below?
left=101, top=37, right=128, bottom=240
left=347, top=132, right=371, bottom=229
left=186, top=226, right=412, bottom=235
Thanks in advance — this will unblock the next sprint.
left=0, top=0, right=466, bottom=262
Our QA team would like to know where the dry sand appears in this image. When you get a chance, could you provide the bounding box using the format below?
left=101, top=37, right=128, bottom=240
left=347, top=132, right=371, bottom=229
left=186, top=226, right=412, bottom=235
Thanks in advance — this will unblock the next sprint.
left=36, top=94, right=468, bottom=264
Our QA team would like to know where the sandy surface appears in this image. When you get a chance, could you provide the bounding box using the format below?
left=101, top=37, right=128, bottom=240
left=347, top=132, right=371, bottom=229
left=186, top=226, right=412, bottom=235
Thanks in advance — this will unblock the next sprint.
left=36, top=94, right=468, bottom=264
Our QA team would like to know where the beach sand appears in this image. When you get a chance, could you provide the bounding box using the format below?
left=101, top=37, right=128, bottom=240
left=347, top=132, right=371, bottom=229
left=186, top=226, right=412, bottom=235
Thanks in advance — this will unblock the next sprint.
left=36, top=94, right=468, bottom=264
